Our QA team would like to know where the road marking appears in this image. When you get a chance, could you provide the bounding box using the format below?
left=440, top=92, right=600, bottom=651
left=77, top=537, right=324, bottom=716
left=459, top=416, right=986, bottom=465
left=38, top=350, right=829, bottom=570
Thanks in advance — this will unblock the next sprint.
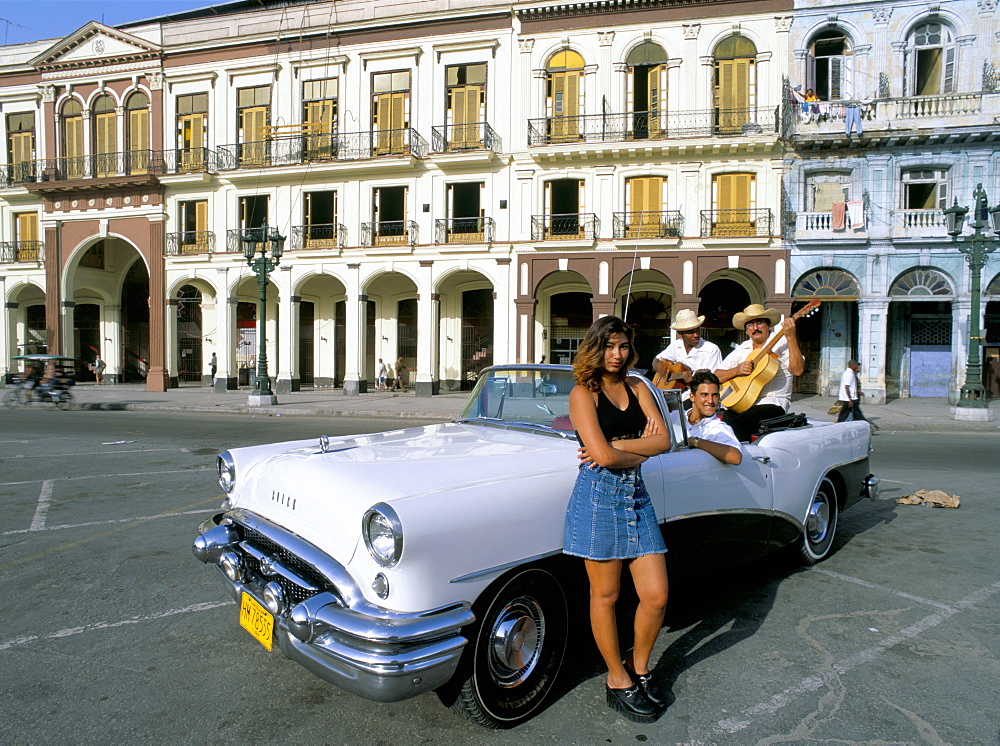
left=813, top=568, right=956, bottom=611
left=7, top=447, right=194, bottom=459
left=0, top=466, right=211, bottom=487
left=0, top=601, right=234, bottom=652
left=708, top=579, right=1000, bottom=736
left=29, top=480, right=53, bottom=532
left=2, top=508, right=216, bottom=537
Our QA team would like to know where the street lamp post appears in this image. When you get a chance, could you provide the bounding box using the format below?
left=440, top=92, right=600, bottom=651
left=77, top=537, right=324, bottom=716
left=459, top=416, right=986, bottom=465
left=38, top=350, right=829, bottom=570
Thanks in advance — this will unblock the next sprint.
left=944, top=183, right=1000, bottom=419
left=242, top=222, right=285, bottom=405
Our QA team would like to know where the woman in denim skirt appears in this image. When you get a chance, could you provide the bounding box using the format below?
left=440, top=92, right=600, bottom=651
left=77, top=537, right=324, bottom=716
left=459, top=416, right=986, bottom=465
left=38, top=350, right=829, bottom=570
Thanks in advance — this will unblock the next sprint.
left=565, top=316, right=672, bottom=722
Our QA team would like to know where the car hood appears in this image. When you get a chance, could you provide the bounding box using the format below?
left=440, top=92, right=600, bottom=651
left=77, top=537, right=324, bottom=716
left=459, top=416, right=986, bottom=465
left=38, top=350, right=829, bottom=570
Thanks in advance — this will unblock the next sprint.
left=229, top=421, right=575, bottom=564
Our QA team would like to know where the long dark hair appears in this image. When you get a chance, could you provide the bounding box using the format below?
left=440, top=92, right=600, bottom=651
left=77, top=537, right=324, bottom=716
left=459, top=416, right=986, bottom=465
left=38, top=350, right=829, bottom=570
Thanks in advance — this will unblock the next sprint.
left=572, top=315, right=637, bottom=391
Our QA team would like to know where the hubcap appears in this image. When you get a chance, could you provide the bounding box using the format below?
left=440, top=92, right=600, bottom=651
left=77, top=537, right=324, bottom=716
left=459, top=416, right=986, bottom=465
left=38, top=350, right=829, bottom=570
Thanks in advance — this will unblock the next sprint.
left=807, top=495, right=830, bottom=543
left=488, top=597, right=543, bottom=688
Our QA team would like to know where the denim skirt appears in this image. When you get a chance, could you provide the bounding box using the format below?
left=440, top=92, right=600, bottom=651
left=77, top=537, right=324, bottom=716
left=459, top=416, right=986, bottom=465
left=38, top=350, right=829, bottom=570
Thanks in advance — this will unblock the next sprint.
left=563, top=465, right=667, bottom=561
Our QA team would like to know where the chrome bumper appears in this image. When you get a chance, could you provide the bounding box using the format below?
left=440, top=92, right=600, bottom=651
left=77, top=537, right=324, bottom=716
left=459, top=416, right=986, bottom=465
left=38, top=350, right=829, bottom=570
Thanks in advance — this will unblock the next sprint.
left=863, top=474, right=880, bottom=500
left=194, top=512, right=475, bottom=703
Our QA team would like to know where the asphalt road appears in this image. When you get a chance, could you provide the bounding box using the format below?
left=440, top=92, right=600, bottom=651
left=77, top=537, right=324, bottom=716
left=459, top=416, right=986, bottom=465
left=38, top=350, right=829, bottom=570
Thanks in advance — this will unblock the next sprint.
left=0, top=410, right=997, bottom=744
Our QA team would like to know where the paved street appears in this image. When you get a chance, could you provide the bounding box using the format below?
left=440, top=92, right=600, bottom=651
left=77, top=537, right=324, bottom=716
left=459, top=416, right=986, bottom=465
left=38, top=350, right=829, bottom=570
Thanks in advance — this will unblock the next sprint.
left=0, top=408, right=997, bottom=743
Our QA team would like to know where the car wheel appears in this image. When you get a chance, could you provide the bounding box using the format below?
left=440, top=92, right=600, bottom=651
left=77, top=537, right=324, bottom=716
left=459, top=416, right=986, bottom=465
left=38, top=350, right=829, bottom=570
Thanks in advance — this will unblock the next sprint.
left=799, top=476, right=839, bottom=565
left=3, top=390, right=20, bottom=409
left=56, top=391, right=73, bottom=410
left=451, top=567, right=568, bottom=729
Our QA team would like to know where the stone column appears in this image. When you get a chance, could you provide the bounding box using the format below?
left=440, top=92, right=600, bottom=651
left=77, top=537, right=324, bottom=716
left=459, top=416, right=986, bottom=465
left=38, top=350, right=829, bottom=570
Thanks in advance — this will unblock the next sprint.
left=1, top=290, right=11, bottom=382
left=60, top=301, right=75, bottom=362
left=342, top=264, right=366, bottom=395
left=857, top=297, right=889, bottom=404
left=146, top=217, right=169, bottom=391
left=416, top=261, right=440, bottom=396
left=592, top=298, right=616, bottom=320
left=492, top=258, right=512, bottom=366
left=102, top=304, right=122, bottom=383
left=951, top=297, right=973, bottom=405
left=275, top=266, right=300, bottom=393
left=165, top=299, right=179, bottom=388
left=44, top=224, right=61, bottom=355
left=215, top=269, right=237, bottom=391
left=515, top=297, right=537, bottom=364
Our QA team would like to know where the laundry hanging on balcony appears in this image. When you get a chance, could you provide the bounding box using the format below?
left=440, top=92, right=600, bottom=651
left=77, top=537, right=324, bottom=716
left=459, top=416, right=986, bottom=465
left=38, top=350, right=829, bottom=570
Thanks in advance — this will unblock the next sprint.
left=831, top=201, right=865, bottom=231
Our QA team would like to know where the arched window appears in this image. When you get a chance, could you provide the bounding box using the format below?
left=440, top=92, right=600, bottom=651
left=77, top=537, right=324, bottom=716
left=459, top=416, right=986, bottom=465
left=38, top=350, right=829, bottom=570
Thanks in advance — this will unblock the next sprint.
left=889, top=268, right=953, bottom=296
left=625, top=42, right=668, bottom=138
left=793, top=269, right=861, bottom=299
left=126, top=92, right=149, bottom=174
left=92, top=94, right=117, bottom=176
left=808, top=29, right=853, bottom=101
left=546, top=50, right=586, bottom=142
left=713, top=36, right=757, bottom=134
left=906, top=21, right=956, bottom=96
left=60, top=99, right=84, bottom=178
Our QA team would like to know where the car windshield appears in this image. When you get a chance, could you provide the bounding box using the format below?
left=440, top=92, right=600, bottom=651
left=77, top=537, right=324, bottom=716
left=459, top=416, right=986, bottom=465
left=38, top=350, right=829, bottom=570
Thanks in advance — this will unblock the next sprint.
left=459, top=365, right=688, bottom=446
left=458, top=366, right=576, bottom=432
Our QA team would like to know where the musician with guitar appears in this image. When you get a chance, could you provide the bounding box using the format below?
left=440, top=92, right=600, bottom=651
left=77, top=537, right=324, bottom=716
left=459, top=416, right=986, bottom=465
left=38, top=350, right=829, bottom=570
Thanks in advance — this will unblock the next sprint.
left=651, top=309, right=722, bottom=406
left=715, top=303, right=808, bottom=442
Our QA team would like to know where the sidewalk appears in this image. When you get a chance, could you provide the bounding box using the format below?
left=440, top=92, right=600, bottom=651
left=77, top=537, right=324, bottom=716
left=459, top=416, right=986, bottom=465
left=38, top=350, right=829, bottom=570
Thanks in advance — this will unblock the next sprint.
left=43, top=382, right=1000, bottom=432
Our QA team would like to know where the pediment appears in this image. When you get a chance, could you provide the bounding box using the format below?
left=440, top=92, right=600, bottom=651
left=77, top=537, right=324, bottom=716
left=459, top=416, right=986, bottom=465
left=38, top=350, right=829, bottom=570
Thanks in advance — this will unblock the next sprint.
left=30, top=22, right=161, bottom=71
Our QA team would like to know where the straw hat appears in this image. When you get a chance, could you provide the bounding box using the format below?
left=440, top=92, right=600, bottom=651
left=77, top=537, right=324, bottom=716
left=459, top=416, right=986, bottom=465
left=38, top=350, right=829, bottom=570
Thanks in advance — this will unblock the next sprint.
left=670, top=309, right=705, bottom=332
left=732, top=303, right=781, bottom=330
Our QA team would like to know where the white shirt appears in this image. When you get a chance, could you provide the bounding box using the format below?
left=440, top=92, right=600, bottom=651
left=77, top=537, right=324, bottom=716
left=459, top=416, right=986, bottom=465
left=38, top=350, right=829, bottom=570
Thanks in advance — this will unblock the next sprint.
left=688, top=413, right=741, bottom=450
left=655, top=337, right=723, bottom=400
left=839, top=367, right=858, bottom=402
left=377, top=362, right=386, bottom=377
left=720, top=332, right=797, bottom=411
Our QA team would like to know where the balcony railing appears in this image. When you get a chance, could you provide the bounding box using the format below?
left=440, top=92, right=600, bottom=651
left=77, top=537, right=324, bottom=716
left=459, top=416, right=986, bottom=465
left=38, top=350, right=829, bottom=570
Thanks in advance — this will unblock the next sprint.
left=0, top=161, right=38, bottom=188
left=431, top=122, right=502, bottom=153
left=892, top=209, right=948, bottom=238
left=166, top=231, right=216, bottom=255
left=30, top=149, right=217, bottom=183
left=291, top=223, right=348, bottom=250
left=528, top=107, right=779, bottom=146
left=160, top=148, right=217, bottom=174
left=226, top=227, right=269, bottom=254
left=217, top=129, right=428, bottom=170
left=434, top=217, right=496, bottom=244
left=700, top=209, right=773, bottom=237
left=531, top=213, right=600, bottom=241
left=0, top=241, right=44, bottom=263
left=612, top=211, right=683, bottom=239
left=791, top=92, right=998, bottom=136
left=361, top=220, right=419, bottom=246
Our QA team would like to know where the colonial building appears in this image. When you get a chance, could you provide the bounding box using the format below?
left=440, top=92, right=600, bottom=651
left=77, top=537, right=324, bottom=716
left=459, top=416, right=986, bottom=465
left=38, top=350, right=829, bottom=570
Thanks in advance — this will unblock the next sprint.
left=0, top=0, right=849, bottom=397
left=785, top=0, right=1000, bottom=402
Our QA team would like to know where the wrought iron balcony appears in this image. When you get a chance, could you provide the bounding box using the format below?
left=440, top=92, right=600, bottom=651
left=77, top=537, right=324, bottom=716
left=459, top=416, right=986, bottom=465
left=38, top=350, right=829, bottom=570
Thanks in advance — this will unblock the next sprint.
left=700, top=209, right=773, bottom=238
left=434, top=217, right=495, bottom=244
left=361, top=220, right=419, bottom=246
left=291, top=223, right=348, bottom=250
left=0, top=241, right=44, bottom=263
left=531, top=213, right=599, bottom=241
left=226, top=227, right=269, bottom=254
left=431, top=122, right=502, bottom=153
left=528, top=108, right=779, bottom=147
left=612, top=211, right=683, bottom=239
left=216, top=129, right=429, bottom=170
left=166, top=231, right=216, bottom=255
left=38, top=150, right=166, bottom=181
left=160, top=148, right=217, bottom=174
left=0, top=161, right=38, bottom=188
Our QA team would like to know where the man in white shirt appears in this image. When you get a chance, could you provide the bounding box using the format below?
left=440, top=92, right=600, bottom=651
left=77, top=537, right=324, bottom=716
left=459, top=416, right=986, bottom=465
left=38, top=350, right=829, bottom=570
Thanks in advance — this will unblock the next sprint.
left=836, top=359, right=868, bottom=423
left=715, top=303, right=805, bottom=442
left=686, top=371, right=742, bottom=465
left=652, top=309, right=722, bottom=404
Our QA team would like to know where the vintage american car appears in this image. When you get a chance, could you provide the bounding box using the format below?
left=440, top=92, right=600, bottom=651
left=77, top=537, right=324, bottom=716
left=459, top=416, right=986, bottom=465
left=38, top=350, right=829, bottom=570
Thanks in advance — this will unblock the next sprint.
left=193, top=364, right=877, bottom=728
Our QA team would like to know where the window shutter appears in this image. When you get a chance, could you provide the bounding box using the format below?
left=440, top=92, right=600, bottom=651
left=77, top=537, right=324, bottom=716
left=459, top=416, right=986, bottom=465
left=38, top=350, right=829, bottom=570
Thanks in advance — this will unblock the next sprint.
left=129, top=108, right=149, bottom=152
left=16, top=212, right=38, bottom=242
left=195, top=200, right=208, bottom=233
left=10, top=131, right=34, bottom=163
left=942, top=47, right=956, bottom=94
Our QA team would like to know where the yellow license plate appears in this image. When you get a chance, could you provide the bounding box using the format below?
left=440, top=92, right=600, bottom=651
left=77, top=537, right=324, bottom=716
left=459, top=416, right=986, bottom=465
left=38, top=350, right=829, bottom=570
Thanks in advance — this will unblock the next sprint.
left=239, top=592, right=274, bottom=651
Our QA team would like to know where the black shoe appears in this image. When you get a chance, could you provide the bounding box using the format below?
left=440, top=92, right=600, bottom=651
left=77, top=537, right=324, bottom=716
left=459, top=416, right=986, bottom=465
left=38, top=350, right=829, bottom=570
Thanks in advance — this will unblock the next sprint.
left=606, top=683, right=662, bottom=723
left=627, top=669, right=666, bottom=708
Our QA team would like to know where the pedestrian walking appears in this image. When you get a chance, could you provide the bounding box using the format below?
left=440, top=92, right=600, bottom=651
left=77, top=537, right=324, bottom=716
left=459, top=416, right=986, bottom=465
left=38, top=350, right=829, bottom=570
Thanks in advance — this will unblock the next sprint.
left=836, top=359, right=867, bottom=423
left=91, top=353, right=106, bottom=385
left=209, top=352, right=217, bottom=384
left=392, top=356, right=406, bottom=391
left=376, top=358, right=387, bottom=390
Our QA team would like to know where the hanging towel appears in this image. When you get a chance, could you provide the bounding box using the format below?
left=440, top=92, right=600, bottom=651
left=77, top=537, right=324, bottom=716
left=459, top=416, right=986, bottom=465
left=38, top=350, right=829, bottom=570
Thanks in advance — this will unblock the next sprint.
left=831, top=202, right=847, bottom=230
left=847, top=200, right=864, bottom=229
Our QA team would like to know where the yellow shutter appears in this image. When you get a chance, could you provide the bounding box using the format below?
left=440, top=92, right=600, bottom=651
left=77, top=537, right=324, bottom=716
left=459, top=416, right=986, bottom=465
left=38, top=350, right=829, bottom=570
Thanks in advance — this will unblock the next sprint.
left=94, top=111, right=117, bottom=177
left=11, top=131, right=33, bottom=163
left=648, top=64, right=668, bottom=136
left=128, top=107, right=149, bottom=174
left=374, top=92, right=408, bottom=155
left=63, top=116, right=85, bottom=178
left=16, top=212, right=38, bottom=242
left=714, top=174, right=753, bottom=235
left=304, top=100, right=334, bottom=158
left=447, top=85, right=483, bottom=149
left=716, top=59, right=751, bottom=133
left=239, top=106, right=269, bottom=165
left=195, top=200, right=208, bottom=232
left=549, top=71, right=581, bottom=142
left=627, top=177, right=664, bottom=237
left=179, top=114, right=205, bottom=171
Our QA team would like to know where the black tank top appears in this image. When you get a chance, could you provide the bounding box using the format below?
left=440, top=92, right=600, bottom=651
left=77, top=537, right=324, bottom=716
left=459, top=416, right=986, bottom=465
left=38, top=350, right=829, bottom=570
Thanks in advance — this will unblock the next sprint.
left=596, top=384, right=647, bottom=441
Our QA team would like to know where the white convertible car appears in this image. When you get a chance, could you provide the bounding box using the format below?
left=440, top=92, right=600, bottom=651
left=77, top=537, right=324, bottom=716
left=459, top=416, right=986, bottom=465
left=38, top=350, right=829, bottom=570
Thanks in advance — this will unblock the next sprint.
left=193, top=364, right=877, bottom=728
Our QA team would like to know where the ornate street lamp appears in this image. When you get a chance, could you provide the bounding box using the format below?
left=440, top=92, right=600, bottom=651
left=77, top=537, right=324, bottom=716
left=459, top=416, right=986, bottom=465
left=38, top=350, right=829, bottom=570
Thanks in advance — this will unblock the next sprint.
left=945, top=183, right=1000, bottom=418
left=242, top=222, right=285, bottom=404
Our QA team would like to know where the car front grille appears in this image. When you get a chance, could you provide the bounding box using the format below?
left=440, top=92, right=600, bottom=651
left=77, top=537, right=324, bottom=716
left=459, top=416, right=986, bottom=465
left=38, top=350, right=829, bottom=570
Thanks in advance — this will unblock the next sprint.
left=237, top=524, right=334, bottom=609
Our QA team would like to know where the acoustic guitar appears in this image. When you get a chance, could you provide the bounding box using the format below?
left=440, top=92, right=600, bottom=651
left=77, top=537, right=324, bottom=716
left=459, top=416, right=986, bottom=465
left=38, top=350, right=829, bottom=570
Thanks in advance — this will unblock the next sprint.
left=652, top=360, right=691, bottom=391
left=720, top=300, right=821, bottom=413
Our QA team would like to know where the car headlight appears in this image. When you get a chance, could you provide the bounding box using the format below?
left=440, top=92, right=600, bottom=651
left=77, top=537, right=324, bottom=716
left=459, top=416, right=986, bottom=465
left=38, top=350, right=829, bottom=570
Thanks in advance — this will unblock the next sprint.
left=217, top=451, right=236, bottom=493
left=363, top=503, right=402, bottom=567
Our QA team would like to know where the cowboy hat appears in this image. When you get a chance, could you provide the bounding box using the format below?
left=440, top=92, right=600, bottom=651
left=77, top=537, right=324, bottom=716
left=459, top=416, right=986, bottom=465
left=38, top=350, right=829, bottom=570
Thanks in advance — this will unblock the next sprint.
left=732, top=303, right=781, bottom=330
left=670, top=309, right=705, bottom=331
